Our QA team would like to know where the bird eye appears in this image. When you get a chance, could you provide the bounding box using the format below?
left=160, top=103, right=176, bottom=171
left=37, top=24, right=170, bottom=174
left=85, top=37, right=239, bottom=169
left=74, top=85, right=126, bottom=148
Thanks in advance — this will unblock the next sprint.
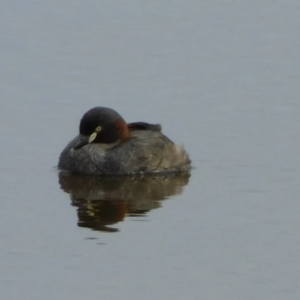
left=95, top=126, right=102, bottom=132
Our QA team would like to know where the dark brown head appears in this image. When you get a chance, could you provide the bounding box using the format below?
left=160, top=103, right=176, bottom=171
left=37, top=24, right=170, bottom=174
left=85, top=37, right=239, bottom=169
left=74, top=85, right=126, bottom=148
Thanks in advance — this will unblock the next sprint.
left=73, top=107, right=129, bottom=150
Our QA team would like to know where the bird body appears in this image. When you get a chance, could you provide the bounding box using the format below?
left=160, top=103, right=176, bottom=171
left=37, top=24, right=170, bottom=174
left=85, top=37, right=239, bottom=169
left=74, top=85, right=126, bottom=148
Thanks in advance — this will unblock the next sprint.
left=58, top=107, right=191, bottom=175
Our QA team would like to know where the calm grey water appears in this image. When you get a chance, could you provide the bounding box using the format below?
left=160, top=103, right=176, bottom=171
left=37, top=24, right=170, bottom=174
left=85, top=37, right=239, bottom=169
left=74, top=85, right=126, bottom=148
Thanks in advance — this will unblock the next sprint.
left=1, top=1, right=300, bottom=299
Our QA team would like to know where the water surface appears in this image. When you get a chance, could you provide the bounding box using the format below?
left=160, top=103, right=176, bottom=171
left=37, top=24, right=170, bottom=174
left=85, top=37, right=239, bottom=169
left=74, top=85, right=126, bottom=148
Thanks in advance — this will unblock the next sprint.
left=1, top=1, right=300, bottom=299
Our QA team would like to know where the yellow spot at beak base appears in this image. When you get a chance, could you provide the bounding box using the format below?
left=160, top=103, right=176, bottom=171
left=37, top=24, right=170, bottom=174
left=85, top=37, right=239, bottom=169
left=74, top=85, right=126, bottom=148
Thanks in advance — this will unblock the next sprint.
left=88, top=132, right=98, bottom=143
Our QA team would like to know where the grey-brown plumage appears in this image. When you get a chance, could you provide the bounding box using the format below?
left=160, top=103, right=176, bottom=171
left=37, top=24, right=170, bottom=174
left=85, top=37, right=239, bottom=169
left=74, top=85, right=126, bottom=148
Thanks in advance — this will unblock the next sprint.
left=58, top=107, right=191, bottom=175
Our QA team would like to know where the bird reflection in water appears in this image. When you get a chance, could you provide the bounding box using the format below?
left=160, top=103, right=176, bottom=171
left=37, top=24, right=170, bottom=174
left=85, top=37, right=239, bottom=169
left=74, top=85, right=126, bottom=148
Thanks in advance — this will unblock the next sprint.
left=58, top=172, right=190, bottom=232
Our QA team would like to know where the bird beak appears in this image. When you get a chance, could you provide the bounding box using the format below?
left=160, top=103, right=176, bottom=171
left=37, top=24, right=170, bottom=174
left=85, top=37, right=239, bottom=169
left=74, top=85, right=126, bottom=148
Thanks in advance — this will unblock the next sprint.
left=73, top=132, right=98, bottom=150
